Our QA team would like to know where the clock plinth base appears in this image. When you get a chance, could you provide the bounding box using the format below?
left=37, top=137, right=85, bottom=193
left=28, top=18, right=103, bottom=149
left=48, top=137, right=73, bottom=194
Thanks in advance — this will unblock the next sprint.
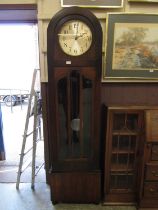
left=49, top=171, right=101, bottom=204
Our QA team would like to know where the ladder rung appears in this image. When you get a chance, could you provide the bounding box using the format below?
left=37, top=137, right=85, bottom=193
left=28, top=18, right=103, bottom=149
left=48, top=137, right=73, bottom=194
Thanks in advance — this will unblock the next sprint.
left=35, top=162, right=44, bottom=176
left=26, top=127, right=40, bottom=137
left=36, top=139, right=41, bottom=144
left=21, top=158, right=32, bottom=173
left=26, top=131, right=34, bottom=137
left=19, top=139, right=41, bottom=157
left=23, top=147, right=33, bottom=155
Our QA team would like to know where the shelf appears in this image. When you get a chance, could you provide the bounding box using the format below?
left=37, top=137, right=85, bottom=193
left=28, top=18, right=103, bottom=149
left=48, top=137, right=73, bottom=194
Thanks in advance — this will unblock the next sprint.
left=110, top=189, right=134, bottom=193
left=110, top=172, right=134, bottom=175
left=112, top=131, right=138, bottom=135
left=112, top=150, right=135, bottom=154
left=110, top=167, right=134, bottom=172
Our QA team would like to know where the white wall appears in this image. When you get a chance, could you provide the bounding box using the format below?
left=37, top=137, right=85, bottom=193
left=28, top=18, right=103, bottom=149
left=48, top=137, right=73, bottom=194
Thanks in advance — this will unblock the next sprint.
left=0, top=0, right=36, bottom=3
left=0, top=0, right=158, bottom=82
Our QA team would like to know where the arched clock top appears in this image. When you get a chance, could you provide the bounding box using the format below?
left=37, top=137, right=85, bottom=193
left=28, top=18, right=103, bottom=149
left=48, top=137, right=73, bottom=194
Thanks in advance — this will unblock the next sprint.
left=47, top=7, right=102, bottom=70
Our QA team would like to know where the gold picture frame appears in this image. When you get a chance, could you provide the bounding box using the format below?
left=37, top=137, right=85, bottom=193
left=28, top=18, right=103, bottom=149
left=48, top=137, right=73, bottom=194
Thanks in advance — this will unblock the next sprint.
left=128, top=0, right=158, bottom=3
left=61, top=0, right=123, bottom=8
left=103, top=13, right=158, bottom=82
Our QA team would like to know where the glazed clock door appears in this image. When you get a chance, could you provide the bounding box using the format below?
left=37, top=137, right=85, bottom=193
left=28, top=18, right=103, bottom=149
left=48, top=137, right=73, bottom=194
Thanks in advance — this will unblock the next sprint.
left=53, top=67, right=97, bottom=170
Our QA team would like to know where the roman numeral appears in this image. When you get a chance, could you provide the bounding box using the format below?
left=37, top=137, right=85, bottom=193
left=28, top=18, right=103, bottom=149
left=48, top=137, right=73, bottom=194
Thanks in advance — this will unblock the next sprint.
left=64, top=43, right=67, bottom=47
left=74, top=49, right=77, bottom=54
left=69, top=25, right=72, bottom=30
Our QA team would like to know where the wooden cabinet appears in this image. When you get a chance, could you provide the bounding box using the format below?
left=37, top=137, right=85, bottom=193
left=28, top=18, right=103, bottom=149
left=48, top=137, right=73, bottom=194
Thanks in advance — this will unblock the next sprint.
left=104, top=107, right=158, bottom=209
left=104, top=107, right=144, bottom=204
left=139, top=110, right=158, bottom=208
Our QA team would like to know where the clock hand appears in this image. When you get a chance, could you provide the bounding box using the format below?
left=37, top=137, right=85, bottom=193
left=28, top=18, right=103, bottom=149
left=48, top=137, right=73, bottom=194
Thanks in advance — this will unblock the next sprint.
left=74, top=32, right=88, bottom=41
left=58, top=34, right=76, bottom=36
left=75, top=22, right=79, bottom=40
left=78, top=32, right=87, bottom=38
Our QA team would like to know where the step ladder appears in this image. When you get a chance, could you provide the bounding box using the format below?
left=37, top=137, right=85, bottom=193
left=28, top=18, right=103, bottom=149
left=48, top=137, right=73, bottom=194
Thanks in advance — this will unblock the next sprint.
left=16, top=69, right=43, bottom=190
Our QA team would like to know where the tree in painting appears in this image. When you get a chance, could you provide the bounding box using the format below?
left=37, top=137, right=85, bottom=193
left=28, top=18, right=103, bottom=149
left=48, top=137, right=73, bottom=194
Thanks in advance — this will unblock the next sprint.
left=112, top=23, right=158, bottom=70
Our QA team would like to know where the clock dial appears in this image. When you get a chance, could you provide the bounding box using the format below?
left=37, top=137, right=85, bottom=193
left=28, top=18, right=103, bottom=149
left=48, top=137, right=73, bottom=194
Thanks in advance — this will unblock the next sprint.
left=58, top=20, right=92, bottom=56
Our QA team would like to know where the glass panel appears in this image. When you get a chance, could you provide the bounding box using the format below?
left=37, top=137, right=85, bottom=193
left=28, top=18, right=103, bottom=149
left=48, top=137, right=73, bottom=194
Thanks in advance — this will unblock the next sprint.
left=57, top=72, right=93, bottom=159
left=112, top=135, right=136, bottom=152
left=117, top=175, right=128, bottom=189
left=127, top=175, right=134, bottom=190
left=110, top=174, right=135, bottom=190
left=111, top=154, right=118, bottom=168
left=70, top=71, right=80, bottom=158
left=111, top=154, right=128, bottom=170
left=126, top=114, right=138, bottom=131
left=119, top=135, right=130, bottom=150
left=129, top=154, right=135, bottom=168
left=82, top=76, right=93, bottom=157
left=113, top=113, right=139, bottom=131
left=111, top=153, right=135, bottom=170
left=110, top=175, right=117, bottom=189
left=113, top=114, right=125, bottom=130
left=131, top=136, right=136, bottom=150
left=57, top=77, right=69, bottom=159
left=112, top=136, right=119, bottom=151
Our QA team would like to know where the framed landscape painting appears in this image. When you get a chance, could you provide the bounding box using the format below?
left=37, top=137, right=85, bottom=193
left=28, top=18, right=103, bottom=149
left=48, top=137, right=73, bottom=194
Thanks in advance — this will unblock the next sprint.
left=103, top=13, right=158, bottom=82
left=61, top=0, right=123, bottom=8
left=128, top=0, right=158, bottom=2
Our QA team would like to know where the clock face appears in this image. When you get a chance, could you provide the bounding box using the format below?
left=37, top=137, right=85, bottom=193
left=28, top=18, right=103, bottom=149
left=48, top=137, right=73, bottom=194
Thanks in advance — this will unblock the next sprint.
left=58, top=20, right=92, bottom=56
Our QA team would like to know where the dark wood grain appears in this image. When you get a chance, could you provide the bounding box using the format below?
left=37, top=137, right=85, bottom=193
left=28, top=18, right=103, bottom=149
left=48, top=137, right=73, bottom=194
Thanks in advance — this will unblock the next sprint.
left=101, top=83, right=158, bottom=106
left=50, top=172, right=101, bottom=203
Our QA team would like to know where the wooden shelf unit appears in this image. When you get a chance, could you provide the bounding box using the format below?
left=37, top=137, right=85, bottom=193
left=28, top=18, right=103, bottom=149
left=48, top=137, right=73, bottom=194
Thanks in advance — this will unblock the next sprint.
left=104, top=107, right=144, bottom=204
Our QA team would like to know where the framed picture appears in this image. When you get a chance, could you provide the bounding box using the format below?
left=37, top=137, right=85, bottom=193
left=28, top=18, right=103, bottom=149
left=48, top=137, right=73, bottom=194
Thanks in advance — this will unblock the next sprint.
left=61, top=0, right=123, bottom=8
left=103, top=13, right=158, bottom=82
left=128, top=0, right=158, bottom=3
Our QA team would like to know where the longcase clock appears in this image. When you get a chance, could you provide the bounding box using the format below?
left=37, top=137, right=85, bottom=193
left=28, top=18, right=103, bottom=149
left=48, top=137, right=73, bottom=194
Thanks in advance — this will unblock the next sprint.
left=47, top=6, right=102, bottom=203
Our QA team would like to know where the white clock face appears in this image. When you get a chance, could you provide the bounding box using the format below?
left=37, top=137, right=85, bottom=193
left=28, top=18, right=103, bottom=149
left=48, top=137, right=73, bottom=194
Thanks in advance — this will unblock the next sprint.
left=58, top=20, right=92, bottom=56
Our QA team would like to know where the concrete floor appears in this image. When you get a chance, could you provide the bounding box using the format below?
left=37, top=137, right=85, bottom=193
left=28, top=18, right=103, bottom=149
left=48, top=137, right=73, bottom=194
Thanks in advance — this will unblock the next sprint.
left=0, top=183, right=138, bottom=210
left=0, top=104, right=146, bottom=210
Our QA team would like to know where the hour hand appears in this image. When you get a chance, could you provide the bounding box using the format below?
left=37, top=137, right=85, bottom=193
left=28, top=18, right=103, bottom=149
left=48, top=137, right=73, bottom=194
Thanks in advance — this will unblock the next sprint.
left=75, top=32, right=87, bottom=40
left=78, top=32, right=87, bottom=38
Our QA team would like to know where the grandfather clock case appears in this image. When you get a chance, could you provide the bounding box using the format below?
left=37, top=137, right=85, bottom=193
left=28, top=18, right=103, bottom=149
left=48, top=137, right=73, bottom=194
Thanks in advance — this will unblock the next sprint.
left=47, top=7, right=102, bottom=203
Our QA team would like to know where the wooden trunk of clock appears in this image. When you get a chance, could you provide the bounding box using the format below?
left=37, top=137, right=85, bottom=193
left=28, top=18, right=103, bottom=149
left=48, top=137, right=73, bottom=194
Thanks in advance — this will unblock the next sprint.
left=47, top=7, right=102, bottom=203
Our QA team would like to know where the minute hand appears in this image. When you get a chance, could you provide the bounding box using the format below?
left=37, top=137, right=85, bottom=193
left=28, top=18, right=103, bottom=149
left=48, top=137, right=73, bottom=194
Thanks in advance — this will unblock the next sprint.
left=75, top=32, right=87, bottom=40
left=58, top=33, right=77, bottom=36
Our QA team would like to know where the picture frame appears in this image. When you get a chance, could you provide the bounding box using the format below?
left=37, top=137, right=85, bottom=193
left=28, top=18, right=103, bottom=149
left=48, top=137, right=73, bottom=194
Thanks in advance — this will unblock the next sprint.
left=128, top=0, right=158, bottom=3
left=61, top=0, right=123, bottom=8
left=103, top=13, right=158, bottom=82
